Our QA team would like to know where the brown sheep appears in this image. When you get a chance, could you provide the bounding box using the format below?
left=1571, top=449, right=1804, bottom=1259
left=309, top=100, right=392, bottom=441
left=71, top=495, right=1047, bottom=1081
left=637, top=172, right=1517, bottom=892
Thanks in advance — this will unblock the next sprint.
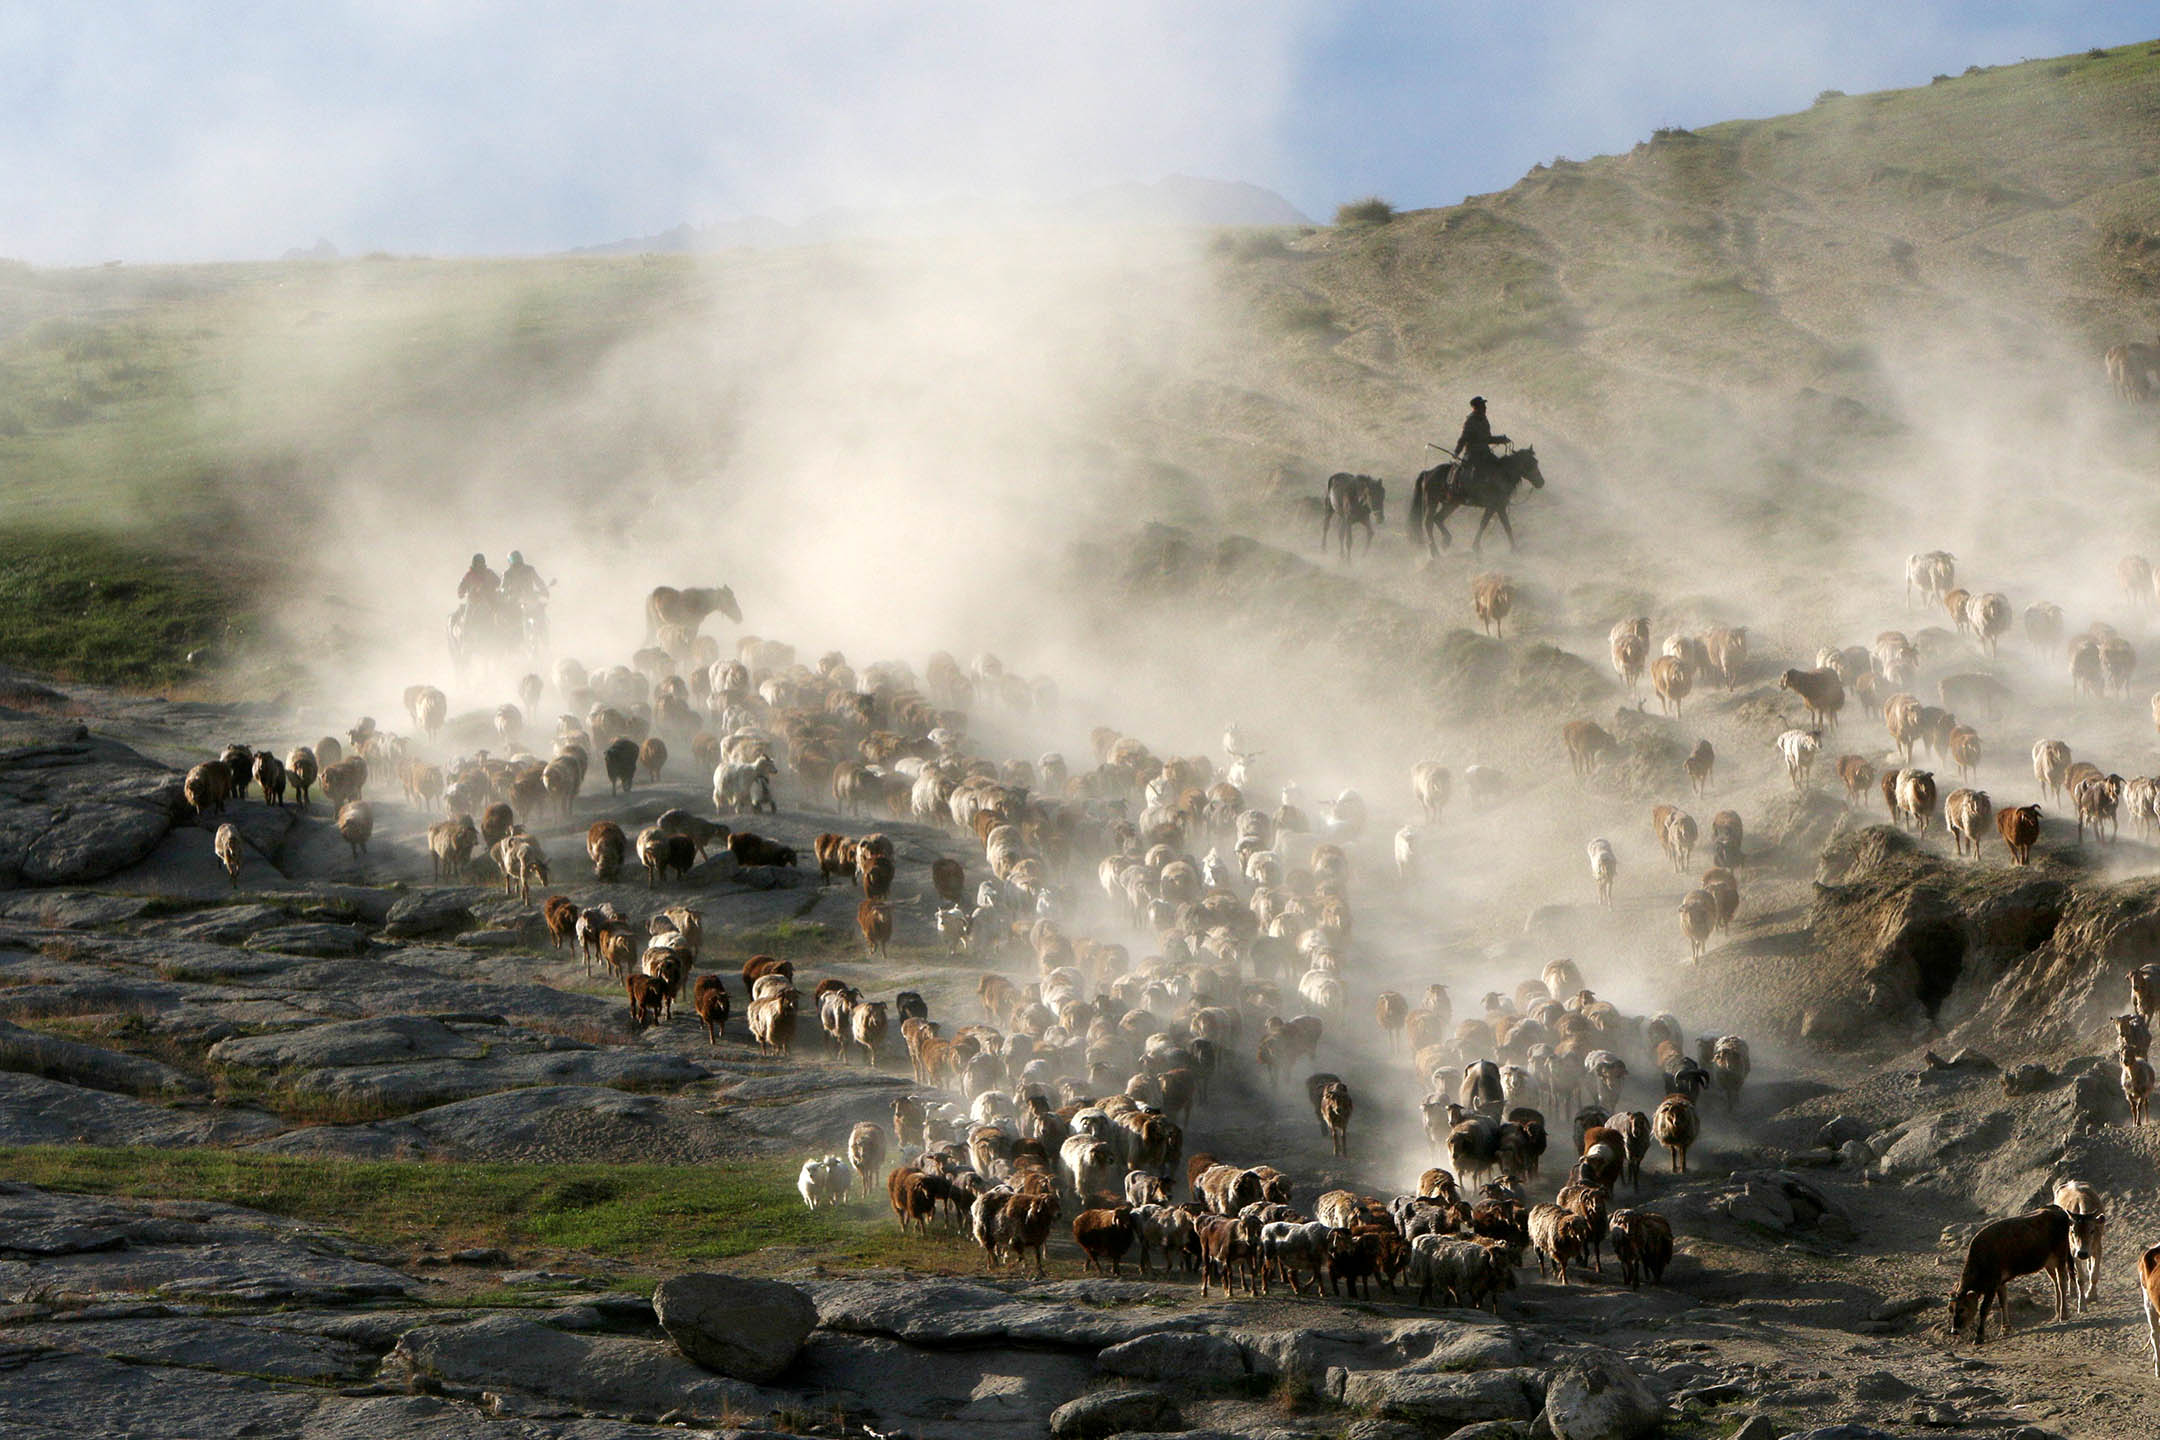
left=1652, top=1094, right=1698, bottom=1172
left=624, top=972, right=663, bottom=1028
left=542, top=894, right=579, bottom=948
left=285, top=747, right=318, bottom=808
left=1837, top=753, right=1875, bottom=806
left=1683, top=740, right=1714, bottom=795
left=1997, top=804, right=2040, bottom=865
left=638, top=827, right=696, bottom=887
left=1677, top=890, right=1715, bottom=962
left=183, top=761, right=233, bottom=818
left=1562, top=720, right=1620, bottom=777
left=479, top=802, right=515, bottom=853
left=1650, top=656, right=1690, bottom=717
left=931, top=856, right=966, bottom=904
left=748, top=989, right=798, bottom=1055
left=858, top=899, right=893, bottom=958
left=1319, top=1079, right=1354, bottom=1157
left=253, top=752, right=286, bottom=808
left=1709, top=810, right=1742, bottom=868
left=1472, top=573, right=1515, bottom=638
left=691, top=974, right=730, bottom=1044
left=1073, top=1208, right=1136, bottom=1275
left=1375, top=991, right=1409, bottom=1051
left=587, top=820, right=627, bottom=881
left=336, top=801, right=373, bottom=861
left=212, top=823, right=243, bottom=887
left=727, top=832, right=798, bottom=868
left=814, top=833, right=859, bottom=886
left=1652, top=804, right=1697, bottom=871
left=321, top=757, right=368, bottom=808
left=1779, top=667, right=1844, bottom=728
left=639, top=736, right=668, bottom=782
left=428, top=816, right=478, bottom=880
left=1610, top=1208, right=1672, bottom=1289
left=1704, top=626, right=1746, bottom=688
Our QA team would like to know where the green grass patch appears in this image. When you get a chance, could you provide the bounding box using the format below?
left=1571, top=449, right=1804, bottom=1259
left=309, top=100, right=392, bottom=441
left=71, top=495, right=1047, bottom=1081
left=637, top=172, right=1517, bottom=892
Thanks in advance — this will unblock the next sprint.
left=0, top=1146, right=877, bottom=1263
left=0, top=528, right=257, bottom=689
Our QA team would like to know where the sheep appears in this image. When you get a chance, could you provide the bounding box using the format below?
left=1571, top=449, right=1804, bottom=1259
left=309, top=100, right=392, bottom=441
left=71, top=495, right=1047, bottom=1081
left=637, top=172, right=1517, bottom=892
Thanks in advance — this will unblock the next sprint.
left=1375, top=991, right=1409, bottom=1051
left=1651, top=1094, right=1698, bottom=1173
left=183, top=761, right=232, bottom=818
left=798, top=1155, right=850, bottom=1211
left=497, top=834, right=551, bottom=902
left=714, top=757, right=779, bottom=814
left=1701, top=868, right=1739, bottom=931
left=2139, top=1243, right=2160, bottom=1379
left=1945, top=788, right=1993, bottom=859
left=428, top=816, right=479, bottom=880
left=858, top=899, right=893, bottom=958
left=1875, top=631, right=1919, bottom=687
left=1907, top=550, right=1955, bottom=606
left=1709, top=811, right=1742, bottom=869
left=2134, top=965, right=2160, bottom=1021
left=1835, top=754, right=1875, bottom=807
left=693, top=974, right=730, bottom=1044
left=748, top=990, right=798, bottom=1055
left=1610, top=618, right=1649, bottom=691
left=1894, top=769, right=1938, bottom=835
left=211, top=823, right=243, bottom=887
left=1708, top=1035, right=1749, bottom=1111
left=1945, top=724, right=1981, bottom=783
left=1778, top=667, right=1844, bottom=728
left=1609, top=1208, right=1672, bottom=1289
left=1775, top=729, right=1819, bottom=791
left=321, top=757, right=368, bottom=809
left=2126, top=555, right=2155, bottom=609
left=1683, top=740, right=1714, bottom=795
left=2069, top=635, right=2106, bottom=700
left=1653, top=805, right=1696, bottom=871
left=602, top=737, right=639, bottom=795
left=1392, top=824, right=1419, bottom=883
left=1528, top=1201, right=1590, bottom=1285
left=1586, top=839, right=1616, bottom=906
left=1650, top=656, right=1690, bottom=717
left=727, top=832, right=798, bottom=868
left=2126, top=1055, right=2155, bottom=1126
left=1073, top=1207, right=1137, bottom=1276
left=1318, top=1078, right=1353, bottom=1157
left=1997, top=804, right=2041, bottom=865
left=1950, top=1206, right=2093, bottom=1342
left=1258, top=1218, right=1332, bottom=1295
left=1562, top=720, right=1620, bottom=777
left=1883, top=692, right=1922, bottom=762
left=285, top=747, right=318, bottom=808
left=1965, top=592, right=2010, bottom=655
left=336, top=801, right=373, bottom=861
left=2074, top=774, right=2124, bottom=844
left=584, top=819, right=627, bottom=881
left=637, top=827, right=696, bottom=887
left=1704, top=626, right=1746, bottom=688
left=1471, top=573, right=1515, bottom=637
left=1676, top=891, right=1715, bottom=960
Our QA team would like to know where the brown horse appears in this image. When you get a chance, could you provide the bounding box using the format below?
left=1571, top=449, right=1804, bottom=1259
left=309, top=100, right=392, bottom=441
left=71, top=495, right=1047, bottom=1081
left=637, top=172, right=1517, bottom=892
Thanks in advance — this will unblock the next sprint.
left=1408, top=448, right=1546, bottom=554
left=1321, top=473, right=1387, bottom=559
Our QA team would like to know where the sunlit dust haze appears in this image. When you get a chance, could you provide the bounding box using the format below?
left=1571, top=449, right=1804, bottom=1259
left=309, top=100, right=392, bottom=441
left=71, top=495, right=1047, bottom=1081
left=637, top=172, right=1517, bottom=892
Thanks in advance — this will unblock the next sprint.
left=11, top=4, right=2160, bottom=1129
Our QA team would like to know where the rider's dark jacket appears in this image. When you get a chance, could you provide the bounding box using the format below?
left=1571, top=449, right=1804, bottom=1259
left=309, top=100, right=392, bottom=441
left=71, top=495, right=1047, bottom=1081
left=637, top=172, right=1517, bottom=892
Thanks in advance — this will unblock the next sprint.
left=1456, top=409, right=1507, bottom=463
left=458, top=566, right=499, bottom=602
left=502, top=564, right=543, bottom=604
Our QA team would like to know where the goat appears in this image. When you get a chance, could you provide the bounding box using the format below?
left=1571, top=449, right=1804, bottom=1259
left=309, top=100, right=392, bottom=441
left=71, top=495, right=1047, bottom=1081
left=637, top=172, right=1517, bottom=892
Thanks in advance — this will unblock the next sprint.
left=1472, top=572, right=1515, bottom=637
left=1997, top=803, right=2041, bottom=865
left=693, top=974, right=730, bottom=1044
left=1609, top=1208, right=1673, bottom=1289
left=1677, top=889, right=1715, bottom=962
left=1652, top=1094, right=1698, bottom=1172
left=1563, top=720, right=1619, bottom=777
left=1586, top=838, right=1617, bottom=906
left=1684, top=739, right=1714, bottom=794
left=1779, top=667, right=1844, bottom=728
left=1650, top=655, right=1690, bottom=717
left=1610, top=618, right=1649, bottom=691
left=1894, top=769, right=1938, bottom=835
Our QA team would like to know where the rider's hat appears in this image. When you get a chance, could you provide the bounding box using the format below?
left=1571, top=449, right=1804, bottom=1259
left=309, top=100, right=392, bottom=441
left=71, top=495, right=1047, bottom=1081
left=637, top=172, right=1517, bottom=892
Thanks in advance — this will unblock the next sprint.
left=1470, top=396, right=1486, bottom=407
left=472, top=553, right=485, bottom=566
left=509, top=551, right=523, bottom=565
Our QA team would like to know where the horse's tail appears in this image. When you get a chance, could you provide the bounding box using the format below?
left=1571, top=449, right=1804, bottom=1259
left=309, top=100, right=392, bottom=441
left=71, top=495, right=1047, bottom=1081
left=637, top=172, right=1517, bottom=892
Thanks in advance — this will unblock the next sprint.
left=1409, top=469, right=1427, bottom=530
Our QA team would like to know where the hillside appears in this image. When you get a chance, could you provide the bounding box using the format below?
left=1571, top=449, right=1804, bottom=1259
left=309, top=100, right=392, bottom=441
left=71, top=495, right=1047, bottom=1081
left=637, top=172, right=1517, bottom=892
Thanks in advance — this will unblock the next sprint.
left=1, top=41, right=2158, bottom=687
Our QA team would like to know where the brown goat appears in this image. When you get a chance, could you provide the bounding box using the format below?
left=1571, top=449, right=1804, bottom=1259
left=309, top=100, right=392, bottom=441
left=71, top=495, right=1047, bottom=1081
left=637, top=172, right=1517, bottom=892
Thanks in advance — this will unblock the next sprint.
left=1997, top=804, right=2041, bottom=865
left=858, top=899, right=893, bottom=958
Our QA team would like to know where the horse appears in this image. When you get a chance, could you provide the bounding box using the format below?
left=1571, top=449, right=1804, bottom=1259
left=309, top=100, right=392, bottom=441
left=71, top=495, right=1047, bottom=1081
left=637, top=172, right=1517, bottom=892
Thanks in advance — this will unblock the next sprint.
left=1321, top=473, right=1387, bottom=560
left=1407, top=447, right=1545, bottom=554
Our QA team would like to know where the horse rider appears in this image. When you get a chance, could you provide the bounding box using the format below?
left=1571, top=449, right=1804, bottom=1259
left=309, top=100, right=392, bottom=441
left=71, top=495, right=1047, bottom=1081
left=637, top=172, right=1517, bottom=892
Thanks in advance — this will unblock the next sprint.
left=1453, top=396, right=1510, bottom=488
left=458, top=553, right=500, bottom=604
left=501, top=550, right=547, bottom=611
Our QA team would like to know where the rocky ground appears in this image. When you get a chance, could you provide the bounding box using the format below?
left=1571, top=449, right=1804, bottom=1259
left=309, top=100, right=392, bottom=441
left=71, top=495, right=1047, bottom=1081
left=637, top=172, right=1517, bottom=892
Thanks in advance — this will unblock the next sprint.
left=0, top=664, right=2157, bottom=1440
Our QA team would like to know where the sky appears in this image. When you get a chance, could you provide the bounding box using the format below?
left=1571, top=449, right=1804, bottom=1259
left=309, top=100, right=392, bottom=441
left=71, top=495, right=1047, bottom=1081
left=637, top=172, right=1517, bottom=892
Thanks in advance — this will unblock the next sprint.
left=4, top=0, right=2158, bottom=263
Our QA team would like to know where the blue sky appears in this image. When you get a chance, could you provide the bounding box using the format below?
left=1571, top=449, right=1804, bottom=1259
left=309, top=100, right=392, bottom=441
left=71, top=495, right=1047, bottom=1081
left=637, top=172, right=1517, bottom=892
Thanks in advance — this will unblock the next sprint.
left=4, top=1, right=2157, bottom=262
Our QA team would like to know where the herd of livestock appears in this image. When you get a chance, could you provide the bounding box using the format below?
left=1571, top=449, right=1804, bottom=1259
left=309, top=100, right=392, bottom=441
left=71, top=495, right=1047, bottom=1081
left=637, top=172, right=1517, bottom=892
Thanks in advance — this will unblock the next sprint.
left=165, top=565, right=2160, bottom=1370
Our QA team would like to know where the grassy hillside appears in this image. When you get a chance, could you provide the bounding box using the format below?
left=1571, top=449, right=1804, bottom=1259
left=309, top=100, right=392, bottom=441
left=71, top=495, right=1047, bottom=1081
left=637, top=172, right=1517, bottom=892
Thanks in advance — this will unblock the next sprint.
left=3, top=41, right=2158, bottom=688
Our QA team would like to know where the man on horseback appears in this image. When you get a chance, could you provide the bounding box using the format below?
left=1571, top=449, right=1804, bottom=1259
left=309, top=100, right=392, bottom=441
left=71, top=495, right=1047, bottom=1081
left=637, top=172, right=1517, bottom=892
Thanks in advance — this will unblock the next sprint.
left=458, top=553, right=500, bottom=605
left=501, top=551, right=546, bottom=609
left=1453, top=396, right=1509, bottom=490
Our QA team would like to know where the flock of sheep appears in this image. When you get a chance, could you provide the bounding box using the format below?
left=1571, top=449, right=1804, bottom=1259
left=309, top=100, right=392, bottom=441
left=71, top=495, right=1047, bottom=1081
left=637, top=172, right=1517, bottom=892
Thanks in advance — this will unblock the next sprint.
left=166, top=558, right=2160, bottom=1369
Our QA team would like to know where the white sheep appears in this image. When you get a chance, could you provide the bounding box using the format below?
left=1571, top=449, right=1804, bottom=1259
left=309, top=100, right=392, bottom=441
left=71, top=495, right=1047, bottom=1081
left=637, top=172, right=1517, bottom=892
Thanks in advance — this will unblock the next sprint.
left=1775, top=728, right=1820, bottom=791
left=797, top=1154, right=850, bottom=1211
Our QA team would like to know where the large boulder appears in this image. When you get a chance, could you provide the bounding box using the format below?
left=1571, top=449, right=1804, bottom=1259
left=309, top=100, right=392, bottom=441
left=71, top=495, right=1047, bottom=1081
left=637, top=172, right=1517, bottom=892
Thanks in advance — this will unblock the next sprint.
left=1540, top=1352, right=1662, bottom=1440
left=1339, top=1368, right=1543, bottom=1425
left=0, top=738, right=184, bottom=887
left=208, top=1016, right=483, bottom=1070
left=1048, top=1387, right=1181, bottom=1439
left=381, top=890, right=478, bottom=938
left=653, top=1272, right=817, bottom=1382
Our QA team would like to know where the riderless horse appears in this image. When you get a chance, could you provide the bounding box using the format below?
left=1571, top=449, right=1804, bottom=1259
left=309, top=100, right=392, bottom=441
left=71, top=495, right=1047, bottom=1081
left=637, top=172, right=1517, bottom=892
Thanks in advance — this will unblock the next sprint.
left=1407, top=447, right=1545, bottom=554
left=1321, top=473, right=1387, bottom=560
